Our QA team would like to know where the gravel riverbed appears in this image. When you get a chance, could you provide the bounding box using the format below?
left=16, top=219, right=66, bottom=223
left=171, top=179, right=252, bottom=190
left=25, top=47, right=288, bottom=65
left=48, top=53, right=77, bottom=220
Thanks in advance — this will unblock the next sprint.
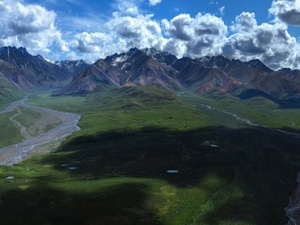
left=0, top=96, right=81, bottom=165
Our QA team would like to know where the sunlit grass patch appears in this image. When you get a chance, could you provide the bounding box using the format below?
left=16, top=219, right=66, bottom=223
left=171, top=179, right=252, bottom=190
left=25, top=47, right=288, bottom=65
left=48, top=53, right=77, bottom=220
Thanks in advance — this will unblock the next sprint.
left=0, top=112, right=22, bottom=148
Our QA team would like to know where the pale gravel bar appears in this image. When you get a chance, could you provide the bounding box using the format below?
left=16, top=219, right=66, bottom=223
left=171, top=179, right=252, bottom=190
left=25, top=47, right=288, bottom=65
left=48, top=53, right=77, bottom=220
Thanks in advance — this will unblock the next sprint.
left=0, top=96, right=81, bottom=165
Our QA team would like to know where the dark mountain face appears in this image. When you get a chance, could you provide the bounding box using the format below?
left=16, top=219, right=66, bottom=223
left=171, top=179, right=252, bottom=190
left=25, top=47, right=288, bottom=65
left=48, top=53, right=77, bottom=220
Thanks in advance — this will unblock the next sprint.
left=170, top=55, right=279, bottom=95
left=251, top=70, right=300, bottom=97
left=0, top=46, right=80, bottom=90
left=0, top=59, right=33, bottom=90
left=176, top=56, right=273, bottom=82
left=61, top=48, right=183, bottom=95
left=172, top=57, right=241, bottom=93
left=0, top=60, right=26, bottom=105
left=57, top=59, right=121, bottom=95
left=246, top=59, right=274, bottom=73
left=106, top=48, right=182, bottom=90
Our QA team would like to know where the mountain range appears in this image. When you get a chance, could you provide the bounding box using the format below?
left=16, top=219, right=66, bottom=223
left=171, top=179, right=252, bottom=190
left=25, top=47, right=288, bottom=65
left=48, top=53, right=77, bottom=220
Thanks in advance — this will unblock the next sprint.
left=0, top=46, right=89, bottom=90
left=1, top=46, right=300, bottom=107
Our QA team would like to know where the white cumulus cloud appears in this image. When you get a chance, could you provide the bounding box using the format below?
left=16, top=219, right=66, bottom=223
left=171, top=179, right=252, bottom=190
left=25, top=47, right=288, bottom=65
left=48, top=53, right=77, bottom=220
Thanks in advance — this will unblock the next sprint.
left=1, top=0, right=300, bottom=70
left=269, top=0, right=300, bottom=25
left=223, top=12, right=300, bottom=69
left=149, top=0, right=162, bottom=6
left=162, top=13, right=228, bottom=58
left=68, top=12, right=164, bottom=62
left=0, top=0, right=67, bottom=55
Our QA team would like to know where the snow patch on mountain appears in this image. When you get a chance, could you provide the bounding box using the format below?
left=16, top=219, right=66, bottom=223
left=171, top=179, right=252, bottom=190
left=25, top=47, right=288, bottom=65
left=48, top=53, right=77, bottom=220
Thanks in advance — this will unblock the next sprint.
left=111, top=55, right=130, bottom=66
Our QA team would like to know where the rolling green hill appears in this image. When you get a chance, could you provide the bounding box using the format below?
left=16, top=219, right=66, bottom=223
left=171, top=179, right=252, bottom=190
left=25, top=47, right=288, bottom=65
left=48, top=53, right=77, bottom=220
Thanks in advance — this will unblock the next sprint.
left=0, top=87, right=300, bottom=225
left=0, top=77, right=24, bottom=109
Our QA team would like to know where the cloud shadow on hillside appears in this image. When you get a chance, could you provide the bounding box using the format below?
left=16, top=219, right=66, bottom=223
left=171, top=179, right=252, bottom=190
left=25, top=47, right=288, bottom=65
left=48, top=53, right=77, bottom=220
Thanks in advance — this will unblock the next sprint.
left=36, top=125, right=300, bottom=224
left=2, top=125, right=300, bottom=225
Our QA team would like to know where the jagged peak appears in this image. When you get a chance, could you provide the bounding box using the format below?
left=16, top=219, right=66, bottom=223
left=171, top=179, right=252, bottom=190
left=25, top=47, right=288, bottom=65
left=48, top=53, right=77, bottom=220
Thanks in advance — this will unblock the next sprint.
left=278, top=68, right=292, bottom=73
left=104, top=53, right=130, bottom=66
left=141, top=47, right=162, bottom=55
left=192, top=55, right=231, bottom=70
left=141, top=47, right=176, bottom=57
left=36, top=54, right=45, bottom=60
left=197, top=55, right=229, bottom=61
left=246, top=59, right=273, bottom=72
left=55, top=59, right=88, bottom=66
left=18, top=47, right=28, bottom=54
left=141, top=47, right=178, bottom=65
left=128, top=47, right=139, bottom=52
left=276, top=67, right=300, bottom=76
left=247, top=58, right=264, bottom=66
left=104, top=47, right=149, bottom=67
left=125, top=48, right=150, bottom=60
left=0, top=46, right=29, bottom=54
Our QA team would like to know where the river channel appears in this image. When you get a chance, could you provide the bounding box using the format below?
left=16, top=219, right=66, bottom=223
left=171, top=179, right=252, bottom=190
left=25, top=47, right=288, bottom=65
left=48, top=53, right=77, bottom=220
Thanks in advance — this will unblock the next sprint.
left=0, top=96, right=81, bottom=165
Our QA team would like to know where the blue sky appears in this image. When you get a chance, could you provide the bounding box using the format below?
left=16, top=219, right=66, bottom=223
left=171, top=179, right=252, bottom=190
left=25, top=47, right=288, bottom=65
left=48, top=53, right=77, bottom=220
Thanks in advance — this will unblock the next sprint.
left=25, top=0, right=282, bottom=33
left=1, top=0, right=300, bottom=70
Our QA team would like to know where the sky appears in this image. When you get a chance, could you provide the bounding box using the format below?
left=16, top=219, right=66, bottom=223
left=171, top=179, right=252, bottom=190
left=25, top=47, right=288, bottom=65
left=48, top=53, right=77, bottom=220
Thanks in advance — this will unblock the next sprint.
left=1, top=0, right=300, bottom=70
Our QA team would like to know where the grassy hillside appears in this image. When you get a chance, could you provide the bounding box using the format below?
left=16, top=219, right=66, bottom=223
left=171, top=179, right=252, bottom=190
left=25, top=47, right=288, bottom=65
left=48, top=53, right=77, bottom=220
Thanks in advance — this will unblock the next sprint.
left=184, top=90, right=300, bottom=130
left=0, top=77, right=24, bottom=110
left=1, top=86, right=300, bottom=225
left=0, top=112, right=23, bottom=148
left=0, top=78, right=25, bottom=147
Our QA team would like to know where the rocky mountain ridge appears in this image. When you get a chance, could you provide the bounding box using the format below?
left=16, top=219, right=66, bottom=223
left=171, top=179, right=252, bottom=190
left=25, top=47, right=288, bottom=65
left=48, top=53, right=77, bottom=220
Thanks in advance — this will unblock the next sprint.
left=60, top=48, right=300, bottom=103
left=0, top=46, right=89, bottom=90
left=2, top=46, right=300, bottom=105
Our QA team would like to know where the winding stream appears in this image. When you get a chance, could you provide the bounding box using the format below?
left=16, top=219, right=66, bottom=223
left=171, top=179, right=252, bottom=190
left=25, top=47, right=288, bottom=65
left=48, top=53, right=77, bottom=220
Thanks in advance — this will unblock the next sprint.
left=200, top=104, right=300, bottom=139
left=0, top=96, right=81, bottom=165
